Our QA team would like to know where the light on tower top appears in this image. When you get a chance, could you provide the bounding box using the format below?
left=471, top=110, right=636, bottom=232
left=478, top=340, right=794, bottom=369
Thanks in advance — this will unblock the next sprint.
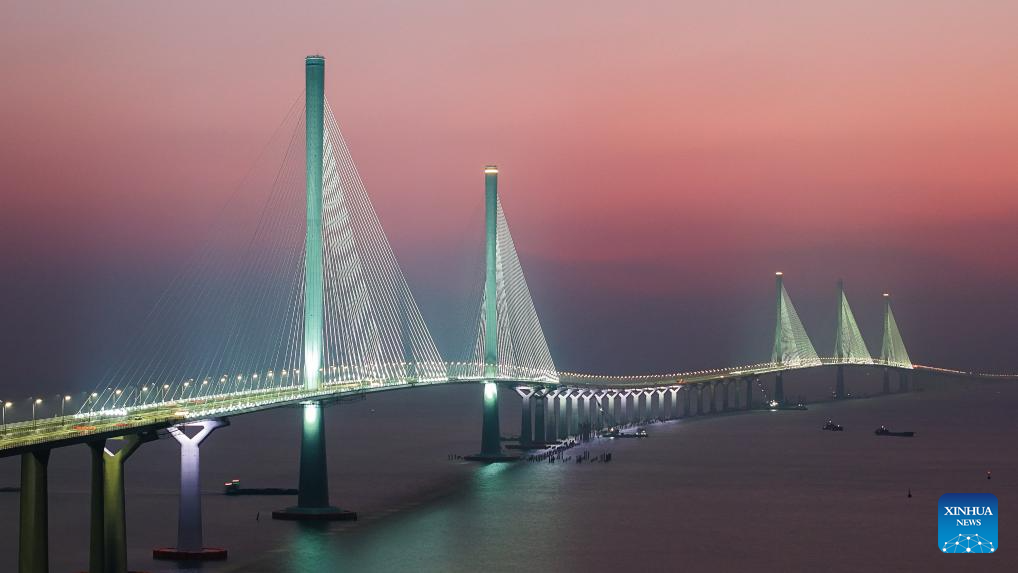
left=484, top=165, right=499, bottom=174
left=775, top=271, right=783, bottom=276
left=883, top=293, right=890, bottom=298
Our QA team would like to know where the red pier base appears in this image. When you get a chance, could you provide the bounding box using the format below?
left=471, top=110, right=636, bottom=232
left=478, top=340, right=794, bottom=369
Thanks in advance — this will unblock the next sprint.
left=153, top=547, right=228, bottom=561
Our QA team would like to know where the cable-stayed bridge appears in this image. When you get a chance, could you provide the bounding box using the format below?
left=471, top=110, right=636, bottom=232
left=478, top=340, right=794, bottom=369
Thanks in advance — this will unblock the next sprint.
left=2, top=56, right=1014, bottom=573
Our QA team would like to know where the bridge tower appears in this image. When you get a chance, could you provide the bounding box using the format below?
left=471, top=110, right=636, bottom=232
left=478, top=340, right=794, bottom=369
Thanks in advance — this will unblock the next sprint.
left=880, top=293, right=914, bottom=391
left=771, top=272, right=786, bottom=403
left=834, top=280, right=847, bottom=399
left=465, top=165, right=516, bottom=461
left=274, top=56, right=355, bottom=520
left=482, top=166, right=501, bottom=454
left=770, top=272, right=821, bottom=403
left=832, top=280, right=873, bottom=399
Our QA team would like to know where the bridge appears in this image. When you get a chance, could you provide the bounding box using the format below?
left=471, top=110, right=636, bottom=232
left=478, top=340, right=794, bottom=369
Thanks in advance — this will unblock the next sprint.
left=2, top=56, right=1013, bottom=573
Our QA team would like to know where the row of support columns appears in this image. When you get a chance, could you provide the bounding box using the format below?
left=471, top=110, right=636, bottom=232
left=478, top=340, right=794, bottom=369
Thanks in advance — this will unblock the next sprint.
left=516, top=368, right=919, bottom=446
left=513, top=378, right=767, bottom=445
left=16, top=421, right=231, bottom=573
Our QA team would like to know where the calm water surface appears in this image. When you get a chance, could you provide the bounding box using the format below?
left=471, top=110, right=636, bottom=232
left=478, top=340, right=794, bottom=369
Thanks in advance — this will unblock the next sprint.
left=0, top=374, right=1015, bottom=572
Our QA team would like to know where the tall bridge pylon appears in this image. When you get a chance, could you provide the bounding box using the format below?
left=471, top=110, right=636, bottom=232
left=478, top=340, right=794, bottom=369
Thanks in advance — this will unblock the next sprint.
left=880, top=294, right=912, bottom=369
left=466, top=166, right=557, bottom=461
left=770, top=272, right=820, bottom=402
left=833, top=280, right=873, bottom=398
left=272, top=56, right=446, bottom=518
left=880, top=293, right=913, bottom=392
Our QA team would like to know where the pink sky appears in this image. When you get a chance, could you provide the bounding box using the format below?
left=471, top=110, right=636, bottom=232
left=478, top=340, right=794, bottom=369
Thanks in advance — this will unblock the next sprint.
left=2, top=2, right=1017, bottom=389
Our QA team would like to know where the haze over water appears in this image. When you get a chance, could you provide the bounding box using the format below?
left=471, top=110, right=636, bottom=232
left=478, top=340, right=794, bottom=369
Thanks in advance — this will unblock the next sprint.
left=0, top=375, right=1013, bottom=572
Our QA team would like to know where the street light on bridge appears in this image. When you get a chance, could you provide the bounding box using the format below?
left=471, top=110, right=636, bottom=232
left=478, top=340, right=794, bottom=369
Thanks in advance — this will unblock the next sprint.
left=2, top=401, right=11, bottom=433
left=32, top=398, right=42, bottom=427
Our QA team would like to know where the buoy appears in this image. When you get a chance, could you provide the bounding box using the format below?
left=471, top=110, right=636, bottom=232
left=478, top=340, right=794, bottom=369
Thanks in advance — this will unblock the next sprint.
left=987, top=471, right=992, bottom=480
left=907, top=488, right=912, bottom=499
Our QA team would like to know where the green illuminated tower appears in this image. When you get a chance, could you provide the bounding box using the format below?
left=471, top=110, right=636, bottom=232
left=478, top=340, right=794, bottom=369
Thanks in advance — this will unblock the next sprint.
left=834, top=279, right=846, bottom=399
left=480, top=166, right=503, bottom=457
left=274, top=56, right=354, bottom=520
left=772, top=272, right=785, bottom=403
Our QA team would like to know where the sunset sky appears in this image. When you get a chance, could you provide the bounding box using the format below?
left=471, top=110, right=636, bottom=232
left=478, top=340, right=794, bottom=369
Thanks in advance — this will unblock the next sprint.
left=2, top=2, right=1017, bottom=397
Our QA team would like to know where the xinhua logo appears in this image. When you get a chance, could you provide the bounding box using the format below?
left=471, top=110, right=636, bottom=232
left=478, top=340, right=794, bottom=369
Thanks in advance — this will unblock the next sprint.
left=939, top=493, right=998, bottom=554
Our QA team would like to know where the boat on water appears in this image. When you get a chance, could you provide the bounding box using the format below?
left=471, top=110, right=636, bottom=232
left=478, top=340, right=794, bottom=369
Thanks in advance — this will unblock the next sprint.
left=767, top=400, right=808, bottom=411
left=822, top=420, right=844, bottom=431
left=223, top=479, right=298, bottom=496
left=875, top=426, right=915, bottom=437
left=600, top=427, right=621, bottom=438
left=600, top=426, right=647, bottom=438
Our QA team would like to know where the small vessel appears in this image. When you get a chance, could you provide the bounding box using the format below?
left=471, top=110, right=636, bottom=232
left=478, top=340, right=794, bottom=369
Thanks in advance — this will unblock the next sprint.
left=875, top=426, right=914, bottom=437
left=223, top=479, right=298, bottom=496
left=768, top=400, right=808, bottom=411
left=600, top=427, right=621, bottom=439
left=822, top=420, right=843, bottom=431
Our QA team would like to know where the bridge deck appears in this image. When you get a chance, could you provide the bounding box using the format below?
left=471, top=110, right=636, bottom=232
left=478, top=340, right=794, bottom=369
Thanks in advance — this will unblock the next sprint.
left=0, top=360, right=995, bottom=457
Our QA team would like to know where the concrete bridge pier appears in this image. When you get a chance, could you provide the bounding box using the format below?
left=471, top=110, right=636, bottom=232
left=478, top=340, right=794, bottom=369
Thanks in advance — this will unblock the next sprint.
left=578, top=393, right=589, bottom=435
left=683, top=387, right=691, bottom=417
left=154, top=420, right=228, bottom=561
left=774, top=373, right=784, bottom=404
left=836, top=365, right=846, bottom=398
left=514, top=387, right=534, bottom=447
left=696, top=384, right=705, bottom=415
left=533, top=393, right=546, bottom=444
left=666, top=388, right=678, bottom=419
left=595, top=392, right=605, bottom=429
left=617, top=391, right=629, bottom=424
left=745, top=378, right=755, bottom=410
left=605, top=392, right=616, bottom=426
left=547, top=391, right=559, bottom=440
left=898, top=371, right=909, bottom=392
left=274, top=402, right=358, bottom=516
left=721, top=380, right=729, bottom=411
left=568, top=392, right=580, bottom=436
left=882, top=368, right=891, bottom=394
left=19, top=449, right=49, bottom=573
left=559, top=392, right=571, bottom=437
left=88, top=432, right=156, bottom=573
